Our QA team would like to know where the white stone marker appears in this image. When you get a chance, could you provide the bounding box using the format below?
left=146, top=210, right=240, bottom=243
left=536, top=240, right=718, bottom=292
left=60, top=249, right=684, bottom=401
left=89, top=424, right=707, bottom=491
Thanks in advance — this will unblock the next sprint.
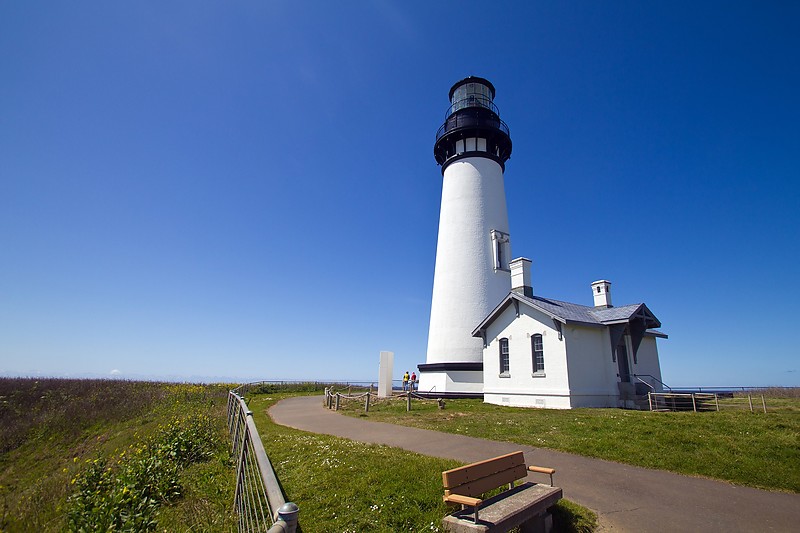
left=378, top=351, right=394, bottom=397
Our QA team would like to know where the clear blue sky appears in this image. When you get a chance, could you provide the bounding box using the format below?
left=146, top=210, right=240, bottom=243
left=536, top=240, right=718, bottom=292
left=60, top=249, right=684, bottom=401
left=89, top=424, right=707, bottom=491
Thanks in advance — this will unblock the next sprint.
left=2, top=2, right=798, bottom=387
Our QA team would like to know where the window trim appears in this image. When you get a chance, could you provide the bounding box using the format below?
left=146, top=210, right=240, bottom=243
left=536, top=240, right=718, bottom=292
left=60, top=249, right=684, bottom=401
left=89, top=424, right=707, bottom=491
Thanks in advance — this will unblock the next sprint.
left=499, top=337, right=510, bottom=377
left=491, top=230, right=511, bottom=272
left=531, top=333, right=545, bottom=375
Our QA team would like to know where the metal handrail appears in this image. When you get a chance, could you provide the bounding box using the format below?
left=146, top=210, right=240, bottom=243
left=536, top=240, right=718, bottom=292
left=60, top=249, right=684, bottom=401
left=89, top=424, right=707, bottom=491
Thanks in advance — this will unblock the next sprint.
left=633, top=374, right=672, bottom=392
left=633, top=375, right=655, bottom=392
left=227, top=390, right=298, bottom=532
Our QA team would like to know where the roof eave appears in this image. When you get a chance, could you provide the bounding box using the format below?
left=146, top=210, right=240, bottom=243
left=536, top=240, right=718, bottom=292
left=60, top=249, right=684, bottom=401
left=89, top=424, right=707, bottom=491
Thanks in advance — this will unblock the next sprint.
left=563, top=319, right=605, bottom=328
left=472, top=292, right=568, bottom=337
left=471, top=294, right=515, bottom=337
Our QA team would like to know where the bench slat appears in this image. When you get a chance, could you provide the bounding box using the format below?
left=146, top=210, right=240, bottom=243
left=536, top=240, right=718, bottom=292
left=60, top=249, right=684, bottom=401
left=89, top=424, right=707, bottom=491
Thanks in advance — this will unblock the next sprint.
left=445, top=463, right=528, bottom=498
left=442, top=451, right=526, bottom=488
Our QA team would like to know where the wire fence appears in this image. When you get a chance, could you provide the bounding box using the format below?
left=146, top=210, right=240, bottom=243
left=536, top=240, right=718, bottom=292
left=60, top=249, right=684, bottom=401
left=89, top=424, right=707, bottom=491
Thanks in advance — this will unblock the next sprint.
left=227, top=388, right=299, bottom=533
left=648, top=392, right=768, bottom=413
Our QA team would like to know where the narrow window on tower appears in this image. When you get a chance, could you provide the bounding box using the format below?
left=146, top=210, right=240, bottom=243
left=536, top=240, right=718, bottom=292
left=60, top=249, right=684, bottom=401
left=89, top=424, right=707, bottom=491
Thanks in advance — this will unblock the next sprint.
left=532, top=334, right=545, bottom=375
left=491, top=230, right=510, bottom=272
left=499, top=338, right=510, bottom=377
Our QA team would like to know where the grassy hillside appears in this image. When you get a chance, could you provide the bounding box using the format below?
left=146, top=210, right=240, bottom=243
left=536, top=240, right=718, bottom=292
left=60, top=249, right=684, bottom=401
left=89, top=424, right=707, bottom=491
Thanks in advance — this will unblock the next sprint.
left=0, top=378, right=235, bottom=532
left=336, top=391, right=800, bottom=493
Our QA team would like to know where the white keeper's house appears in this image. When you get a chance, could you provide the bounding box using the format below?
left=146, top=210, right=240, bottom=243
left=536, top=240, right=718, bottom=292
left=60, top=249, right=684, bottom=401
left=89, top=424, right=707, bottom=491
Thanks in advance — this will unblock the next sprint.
left=473, top=258, right=667, bottom=409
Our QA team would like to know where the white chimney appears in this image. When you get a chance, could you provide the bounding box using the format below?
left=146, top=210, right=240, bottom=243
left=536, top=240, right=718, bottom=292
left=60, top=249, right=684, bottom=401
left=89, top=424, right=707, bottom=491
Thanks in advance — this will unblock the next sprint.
left=510, top=257, right=533, bottom=297
left=591, top=279, right=612, bottom=308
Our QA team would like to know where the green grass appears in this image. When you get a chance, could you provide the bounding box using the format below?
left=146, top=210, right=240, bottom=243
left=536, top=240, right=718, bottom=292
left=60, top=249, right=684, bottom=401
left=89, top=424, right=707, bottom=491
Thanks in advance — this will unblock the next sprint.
left=336, top=393, right=800, bottom=493
left=1, top=379, right=597, bottom=532
left=247, top=392, right=597, bottom=532
left=0, top=378, right=236, bottom=532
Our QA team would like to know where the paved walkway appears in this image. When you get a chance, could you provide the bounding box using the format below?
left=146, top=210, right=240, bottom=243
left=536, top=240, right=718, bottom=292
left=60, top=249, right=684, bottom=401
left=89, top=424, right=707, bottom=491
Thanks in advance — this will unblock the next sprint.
left=270, top=395, right=800, bottom=532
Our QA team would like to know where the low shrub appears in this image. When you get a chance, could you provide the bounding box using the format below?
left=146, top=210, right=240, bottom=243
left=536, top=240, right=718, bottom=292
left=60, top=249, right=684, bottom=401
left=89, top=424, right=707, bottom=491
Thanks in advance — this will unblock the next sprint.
left=66, top=414, right=220, bottom=532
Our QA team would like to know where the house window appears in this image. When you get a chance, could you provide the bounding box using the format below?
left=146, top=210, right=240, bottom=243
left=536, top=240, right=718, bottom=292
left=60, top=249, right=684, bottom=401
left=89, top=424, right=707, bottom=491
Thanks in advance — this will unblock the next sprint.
left=499, top=338, right=510, bottom=376
left=532, top=334, right=544, bottom=373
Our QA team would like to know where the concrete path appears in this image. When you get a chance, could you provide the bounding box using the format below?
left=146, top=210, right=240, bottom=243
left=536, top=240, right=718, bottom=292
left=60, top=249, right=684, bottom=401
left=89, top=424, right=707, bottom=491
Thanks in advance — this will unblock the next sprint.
left=269, top=396, right=800, bottom=532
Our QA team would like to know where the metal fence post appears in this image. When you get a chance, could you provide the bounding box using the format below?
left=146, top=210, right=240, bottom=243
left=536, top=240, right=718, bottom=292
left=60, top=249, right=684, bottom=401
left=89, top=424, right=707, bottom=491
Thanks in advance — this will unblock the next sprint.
left=277, top=502, right=299, bottom=532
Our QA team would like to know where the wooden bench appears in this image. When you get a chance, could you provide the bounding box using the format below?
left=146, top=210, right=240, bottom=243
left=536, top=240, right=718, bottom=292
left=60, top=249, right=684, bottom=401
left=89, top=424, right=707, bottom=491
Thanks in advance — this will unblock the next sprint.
left=441, top=451, right=562, bottom=533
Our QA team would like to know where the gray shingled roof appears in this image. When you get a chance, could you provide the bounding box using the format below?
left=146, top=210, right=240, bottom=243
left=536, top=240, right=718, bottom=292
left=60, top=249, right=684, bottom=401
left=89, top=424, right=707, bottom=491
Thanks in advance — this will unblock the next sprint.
left=472, top=292, right=665, bottom=336
left=517, top=294, right=647, bottom=325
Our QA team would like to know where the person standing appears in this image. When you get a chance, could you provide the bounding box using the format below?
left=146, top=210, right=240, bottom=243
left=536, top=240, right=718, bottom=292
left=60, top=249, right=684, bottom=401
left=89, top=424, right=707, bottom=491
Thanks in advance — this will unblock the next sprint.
left=402, top=371, right=410, bottom=391
left=410, top=371, right=417, bottom=391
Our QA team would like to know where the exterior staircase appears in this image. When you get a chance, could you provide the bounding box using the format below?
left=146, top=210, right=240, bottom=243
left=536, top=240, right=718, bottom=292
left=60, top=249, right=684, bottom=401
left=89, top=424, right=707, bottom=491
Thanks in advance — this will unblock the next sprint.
left=622, top=375, right=672, bottom=410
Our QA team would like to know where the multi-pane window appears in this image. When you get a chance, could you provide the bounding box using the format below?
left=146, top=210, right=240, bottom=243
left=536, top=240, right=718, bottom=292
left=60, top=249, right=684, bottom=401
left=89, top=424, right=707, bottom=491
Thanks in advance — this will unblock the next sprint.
left=532, top=334, right=544, bottom=373
left=499, top=338, right=510, bottom=375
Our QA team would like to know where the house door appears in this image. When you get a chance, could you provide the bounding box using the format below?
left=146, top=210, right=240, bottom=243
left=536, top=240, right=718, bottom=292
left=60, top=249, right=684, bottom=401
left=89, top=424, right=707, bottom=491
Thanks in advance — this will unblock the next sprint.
left=616, top=343, right=631, bottom=383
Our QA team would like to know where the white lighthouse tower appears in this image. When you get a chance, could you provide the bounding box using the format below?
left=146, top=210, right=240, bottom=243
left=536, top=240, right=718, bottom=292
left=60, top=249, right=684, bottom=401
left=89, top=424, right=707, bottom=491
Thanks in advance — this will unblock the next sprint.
left=418, top=76, right=513, bottom=396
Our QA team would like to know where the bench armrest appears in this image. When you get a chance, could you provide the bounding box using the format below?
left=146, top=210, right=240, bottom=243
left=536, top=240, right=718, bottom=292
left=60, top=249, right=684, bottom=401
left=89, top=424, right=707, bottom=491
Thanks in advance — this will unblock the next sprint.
left=444, top=493, right=483, bottom=523
left=528, top=465, right=556, bottom=486
left=443, top=493, right=482, bottom=507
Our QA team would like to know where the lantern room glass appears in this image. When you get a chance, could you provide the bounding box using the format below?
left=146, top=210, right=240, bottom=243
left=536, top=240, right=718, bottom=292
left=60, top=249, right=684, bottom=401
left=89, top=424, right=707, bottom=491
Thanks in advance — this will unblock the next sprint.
left=450, top=82, right=495, bottom=114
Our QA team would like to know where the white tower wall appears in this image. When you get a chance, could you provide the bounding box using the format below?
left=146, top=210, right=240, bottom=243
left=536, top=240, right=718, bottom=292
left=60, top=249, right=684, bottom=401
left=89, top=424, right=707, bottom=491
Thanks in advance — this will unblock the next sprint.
left=426, top=157, right=511, bottom=366
left=420, top=76, right=514, bottom=396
